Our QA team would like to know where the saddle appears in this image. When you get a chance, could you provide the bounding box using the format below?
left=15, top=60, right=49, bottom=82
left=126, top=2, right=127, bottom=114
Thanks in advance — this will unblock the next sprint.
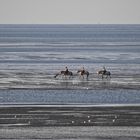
left=65, top=70, right=69, bottom=75
left=81, top=70, right=85, bottom=75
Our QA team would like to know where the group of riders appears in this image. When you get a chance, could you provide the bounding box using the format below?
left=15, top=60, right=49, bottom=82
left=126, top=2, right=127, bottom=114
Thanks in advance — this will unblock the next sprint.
left=54, top=65, right=110, bottom=79
left=65, top=66, right=86, bottom=75
left=65, top=66, right=107, bottom=75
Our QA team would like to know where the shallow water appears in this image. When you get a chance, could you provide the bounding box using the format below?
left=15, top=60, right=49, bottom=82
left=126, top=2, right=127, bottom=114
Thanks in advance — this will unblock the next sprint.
left=0, top=24, right=140, bottom=105
left=0, top=89, right=140, bottom=105
left=0, top=24, right=140, bottom=69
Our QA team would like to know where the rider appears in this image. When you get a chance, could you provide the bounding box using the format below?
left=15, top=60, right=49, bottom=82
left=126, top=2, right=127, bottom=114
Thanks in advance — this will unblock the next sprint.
left=65, top=66, right=69, bottom=74
left=102, top=66, right=106, bottom=74
left=81, top=67, right=85, bottom=75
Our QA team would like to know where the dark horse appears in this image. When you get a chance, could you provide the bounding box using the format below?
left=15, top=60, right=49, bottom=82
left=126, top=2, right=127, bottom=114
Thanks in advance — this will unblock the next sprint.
left=77, top=70, right=89, bottom=79
left=54, top=71, right=73, bottom=78
left=97, top=70, right=111, bottom=79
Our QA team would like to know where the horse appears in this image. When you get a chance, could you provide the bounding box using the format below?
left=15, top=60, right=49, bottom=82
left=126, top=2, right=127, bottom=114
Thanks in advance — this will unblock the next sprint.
left=97, top=70, right=111, bottom=79
left=77, top=70, right=89, bottom=79
left=54, top=71, right=73, bottom=79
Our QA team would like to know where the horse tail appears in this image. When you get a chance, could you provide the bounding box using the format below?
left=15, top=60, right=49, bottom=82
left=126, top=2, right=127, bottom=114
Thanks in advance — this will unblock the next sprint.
left=77, top=70, right=80, bottom=73
left=87, top=71, right=89, bottom=79
left=54, top=73, right=59, bottom=78
left=109, top=72, right=111, bottom=78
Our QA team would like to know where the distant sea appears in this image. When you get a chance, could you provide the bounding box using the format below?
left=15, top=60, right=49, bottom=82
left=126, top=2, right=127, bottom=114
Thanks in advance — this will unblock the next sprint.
left=0, top=24, right=140, bottom=104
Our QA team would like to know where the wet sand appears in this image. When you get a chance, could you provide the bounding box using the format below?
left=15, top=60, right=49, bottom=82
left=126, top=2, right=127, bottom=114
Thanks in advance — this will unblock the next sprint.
left=0, top=105, right=140, bottom=139
left=0, top=70, right=140, bottom=89
left=1, top=105, right=140, bottom=127
left=0, top=69, right=140, bottom=139
left=0, top=126, right=140, bottom=140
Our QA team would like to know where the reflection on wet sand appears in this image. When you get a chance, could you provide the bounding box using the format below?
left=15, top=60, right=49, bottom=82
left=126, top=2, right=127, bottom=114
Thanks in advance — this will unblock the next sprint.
left=0, top=70, right=140, bottom=89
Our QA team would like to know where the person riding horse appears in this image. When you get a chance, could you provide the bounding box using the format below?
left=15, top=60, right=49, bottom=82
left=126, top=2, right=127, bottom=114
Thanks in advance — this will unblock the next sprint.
left=81, top=67, right=85, bottom=75
left=54, top=66, right=73, bottom=78
left=65, top=66, right=69, bottom=74
left=97, top=66, right=111, bottom=79
left=77, top=67, right=89, bottom=79
left=102, top=66, right=106, bottom=74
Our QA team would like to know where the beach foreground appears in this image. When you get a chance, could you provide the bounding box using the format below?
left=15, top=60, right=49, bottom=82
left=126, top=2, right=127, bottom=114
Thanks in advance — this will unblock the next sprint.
left=0, top=126, right=140, bottom=140
left=0, top=105, right=140, bottom=139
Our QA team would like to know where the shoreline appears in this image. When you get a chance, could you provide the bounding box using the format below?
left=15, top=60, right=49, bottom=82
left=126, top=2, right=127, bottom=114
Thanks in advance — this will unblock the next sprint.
left=0, top=103, right=140, bottom=107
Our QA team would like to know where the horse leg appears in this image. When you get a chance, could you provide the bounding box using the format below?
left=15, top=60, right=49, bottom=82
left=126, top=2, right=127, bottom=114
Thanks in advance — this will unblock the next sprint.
left=64, top=75, right=67, bottom=79
left=86, top=74, right=88, bottom=79
left=97, top=73, right=100, bottom=79
left=87, top=73, right=89, bottom=79
left=79, top=72, right=83, bottom=79
left=102, top=74, right=103, bottom=79
left=79, top=75, right=83, bottom=79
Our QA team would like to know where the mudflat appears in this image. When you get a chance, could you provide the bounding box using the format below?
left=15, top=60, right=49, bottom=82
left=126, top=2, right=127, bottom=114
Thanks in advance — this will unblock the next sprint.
left=0, top=105, right=140, bottom=139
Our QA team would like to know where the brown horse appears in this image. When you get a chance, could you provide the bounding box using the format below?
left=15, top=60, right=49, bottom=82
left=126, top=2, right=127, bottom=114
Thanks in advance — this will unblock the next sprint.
left=97, top=70, right=111, bottom=79
left=54, top=71, right=73, bottom=79
left=77, top=70, right=89, bottom=79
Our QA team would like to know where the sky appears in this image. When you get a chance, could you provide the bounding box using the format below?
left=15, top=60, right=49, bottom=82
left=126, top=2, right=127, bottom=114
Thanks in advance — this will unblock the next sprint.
left=0, top=0, right=140, bottom=24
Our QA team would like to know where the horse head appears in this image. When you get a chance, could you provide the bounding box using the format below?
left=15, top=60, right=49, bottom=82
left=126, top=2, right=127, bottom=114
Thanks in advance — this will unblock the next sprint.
left=77, top=70, right=81, bottom=73
left=97, top=70, right=103, bottom=75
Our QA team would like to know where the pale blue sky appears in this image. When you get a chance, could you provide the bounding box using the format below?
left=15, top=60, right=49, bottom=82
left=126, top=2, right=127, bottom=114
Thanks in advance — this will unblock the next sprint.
left=0, top=0, right=140, bottom=24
